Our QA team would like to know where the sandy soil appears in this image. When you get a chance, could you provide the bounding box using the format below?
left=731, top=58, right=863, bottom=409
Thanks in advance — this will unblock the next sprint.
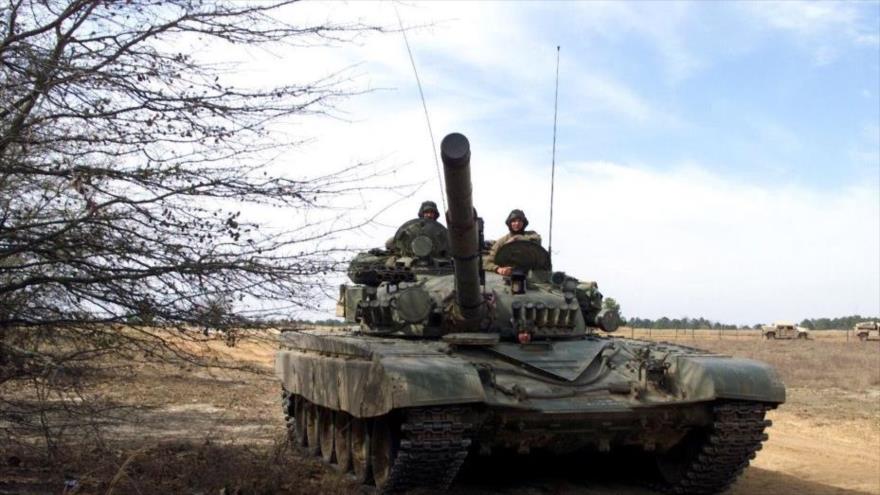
left=2, top=330, right=878, bottom=494
left=752, top=406, right=879, bottom=494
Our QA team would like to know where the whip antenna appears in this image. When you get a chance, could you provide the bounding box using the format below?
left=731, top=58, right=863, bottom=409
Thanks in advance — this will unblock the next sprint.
left=394, top=5, right=446, bottom=213
left=548, top=46, right=560, bottom=263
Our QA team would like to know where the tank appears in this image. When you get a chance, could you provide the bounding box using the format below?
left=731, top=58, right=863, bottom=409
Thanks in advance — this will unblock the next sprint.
left=275, top=132, right=786, bottom=494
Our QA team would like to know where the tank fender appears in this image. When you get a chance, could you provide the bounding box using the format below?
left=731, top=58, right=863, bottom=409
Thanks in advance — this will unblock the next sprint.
left=275, top=350, right=485, bottom=417
left=670, top=356, right=786, bottom=404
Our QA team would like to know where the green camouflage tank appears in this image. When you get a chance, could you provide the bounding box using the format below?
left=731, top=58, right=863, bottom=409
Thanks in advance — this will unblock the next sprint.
left=276, top=133, right=785, bottom=494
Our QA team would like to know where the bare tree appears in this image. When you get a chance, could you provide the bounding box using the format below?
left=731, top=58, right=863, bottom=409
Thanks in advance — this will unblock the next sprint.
left=0, top=0, right=389, bottom=449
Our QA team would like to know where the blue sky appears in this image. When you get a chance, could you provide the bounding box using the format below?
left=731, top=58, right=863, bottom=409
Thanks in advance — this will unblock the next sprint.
left=227, top=1, right=880, bottom=324
left=395, top=2, right=879, bottom=188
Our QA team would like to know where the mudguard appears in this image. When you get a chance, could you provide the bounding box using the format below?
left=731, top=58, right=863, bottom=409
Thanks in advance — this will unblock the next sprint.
left=275, top=332, right=484, bottom=418
left=671, top=355, right=786, bottom=403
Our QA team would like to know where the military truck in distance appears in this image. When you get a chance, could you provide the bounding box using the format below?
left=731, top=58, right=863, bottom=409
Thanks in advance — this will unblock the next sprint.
left=275, top=133, right=786, bottom=494
left=854, top=321, right=880, bottom=342
left=762, top=322, right=809, bottom=340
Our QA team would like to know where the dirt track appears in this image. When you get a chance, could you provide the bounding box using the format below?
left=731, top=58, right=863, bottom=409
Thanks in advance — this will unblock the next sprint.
left=751, top=407, right=879, bottom=495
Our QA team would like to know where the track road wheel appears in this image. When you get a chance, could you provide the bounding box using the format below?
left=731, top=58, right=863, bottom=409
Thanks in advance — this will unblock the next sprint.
left=370, top=416, right=400, bottom=491
left=350, top=417, right=371, bottom=484
left=281, top=391, right=296, bottom=441
left=282, top=391, right=306, bottom=448
left=292, top=396, right=308, bottom=451
left=304, top=402, right=321, bottom=456
left=334, top=412, right=353, bottom=473
left=319, top=407, right=335, bottom=463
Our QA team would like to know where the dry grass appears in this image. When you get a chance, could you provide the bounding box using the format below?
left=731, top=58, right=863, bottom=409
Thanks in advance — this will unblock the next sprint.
left=615, top=328, right=880, bottom=391
left=0, top=330, right=361, bottom=495
left=617, top=328, right=880, bottom=425
left=618, top=327, right=858, bottom=341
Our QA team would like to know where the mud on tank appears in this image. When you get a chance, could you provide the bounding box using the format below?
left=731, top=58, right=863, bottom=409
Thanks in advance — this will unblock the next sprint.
left=275, top=132, right=786, bottom=494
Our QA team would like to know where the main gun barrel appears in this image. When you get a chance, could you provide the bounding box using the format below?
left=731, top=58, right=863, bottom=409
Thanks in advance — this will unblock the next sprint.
left=441, top=133, right=482, bottom=323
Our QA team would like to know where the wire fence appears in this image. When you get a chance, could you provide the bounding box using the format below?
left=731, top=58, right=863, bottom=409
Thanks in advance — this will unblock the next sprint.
left=621, top=327, right=857, bottom=341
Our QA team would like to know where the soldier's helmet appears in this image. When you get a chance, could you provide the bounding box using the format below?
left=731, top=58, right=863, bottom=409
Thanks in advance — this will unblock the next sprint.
left=418, top=201, right=439, bottom=220
left=505, top=209, right=529, bottom=231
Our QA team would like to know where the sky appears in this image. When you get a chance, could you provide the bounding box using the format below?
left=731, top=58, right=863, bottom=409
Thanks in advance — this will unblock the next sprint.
left=219, top=1, right=879, bottom=325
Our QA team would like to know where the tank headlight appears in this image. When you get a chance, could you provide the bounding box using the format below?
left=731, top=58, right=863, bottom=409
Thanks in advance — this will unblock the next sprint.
left=410, top=235, right=434, bottom=258
left=393, top=287, right=434, bottom=323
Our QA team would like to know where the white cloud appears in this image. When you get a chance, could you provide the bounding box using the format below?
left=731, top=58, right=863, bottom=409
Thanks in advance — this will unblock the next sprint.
left=568, top=73, right=655, bottom=124
left=744, top=2, right=858, bottom=34
left=540, top=161, right=880, bottom=324
left=566, top=2, right=703, bottom=84
left=738, top=1, right=878, bottom=64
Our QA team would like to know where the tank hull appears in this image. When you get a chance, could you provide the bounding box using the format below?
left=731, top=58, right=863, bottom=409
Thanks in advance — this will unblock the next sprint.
left=277, top=330, right=783, bottom=448
left=276, top=330, right=784, bottom=417
left=276, top=329, right=783, bottom=493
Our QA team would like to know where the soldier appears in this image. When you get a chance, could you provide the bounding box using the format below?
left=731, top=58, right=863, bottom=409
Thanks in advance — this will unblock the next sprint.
left=416, top=200, right=440, bottom=221
left=385, top=200, right=442, bottom=250
left=483, top=209, right=541, bottom=276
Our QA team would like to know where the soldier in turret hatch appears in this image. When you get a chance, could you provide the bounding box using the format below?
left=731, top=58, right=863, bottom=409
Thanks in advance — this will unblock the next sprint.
left=385, top=200, right=442, bottom=250
left=483, top=209, right=542, bottom=276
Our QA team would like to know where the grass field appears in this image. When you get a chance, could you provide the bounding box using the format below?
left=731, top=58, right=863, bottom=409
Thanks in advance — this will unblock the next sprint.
left=1, top=328, right=878, bottom=494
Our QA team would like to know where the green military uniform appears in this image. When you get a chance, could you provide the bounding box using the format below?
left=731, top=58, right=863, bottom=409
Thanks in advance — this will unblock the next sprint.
left=483, top=209, right=541, bottom=273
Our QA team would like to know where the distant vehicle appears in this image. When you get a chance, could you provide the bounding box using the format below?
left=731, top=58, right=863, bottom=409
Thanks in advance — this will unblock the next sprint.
left=853, top=321, right=880, bottom=342
left=762, top=322, right=809, bottom=340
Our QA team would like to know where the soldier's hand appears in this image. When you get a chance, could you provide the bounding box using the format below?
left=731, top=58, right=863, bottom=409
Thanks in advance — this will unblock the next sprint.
left=497, top=266, right=513, bottom=276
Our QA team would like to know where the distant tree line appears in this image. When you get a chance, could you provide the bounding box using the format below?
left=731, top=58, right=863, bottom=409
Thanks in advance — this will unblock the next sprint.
left=797, top=315, right=879, bottom=330
left=625, top=317, right=740, bottom=330
left=287, top=318, right=348, bottom=327
left=626, top=315, right=879, bottom=330
left=245, top=317, right=349, bottom=328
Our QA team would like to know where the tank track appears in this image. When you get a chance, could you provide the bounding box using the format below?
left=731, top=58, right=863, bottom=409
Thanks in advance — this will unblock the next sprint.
left=281, top=389, right=475, bottom=494
left=381, top=406, right=474, bottom=493
left=655, top=401, right=772, bottom=494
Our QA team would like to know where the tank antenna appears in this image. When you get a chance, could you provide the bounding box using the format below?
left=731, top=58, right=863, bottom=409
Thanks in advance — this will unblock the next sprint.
left=548, top=45, right=560, bottom=264
left=394, top=5, right=446, bottom=213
